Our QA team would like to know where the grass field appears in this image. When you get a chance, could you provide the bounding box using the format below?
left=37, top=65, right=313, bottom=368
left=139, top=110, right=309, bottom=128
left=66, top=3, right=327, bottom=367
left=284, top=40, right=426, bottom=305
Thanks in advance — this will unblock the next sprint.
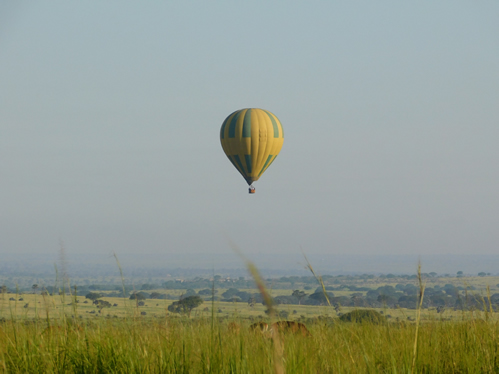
left=1, top=282, right=499, bottom=373
left=2, top=291, right=495, bottom=323
left=0, top=309, right=498, bottom=373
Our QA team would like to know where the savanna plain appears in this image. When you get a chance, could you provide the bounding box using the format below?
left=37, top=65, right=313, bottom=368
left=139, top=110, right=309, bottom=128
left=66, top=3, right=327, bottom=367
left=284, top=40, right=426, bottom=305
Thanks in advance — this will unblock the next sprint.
left=1, top=265, right=499, bottom=373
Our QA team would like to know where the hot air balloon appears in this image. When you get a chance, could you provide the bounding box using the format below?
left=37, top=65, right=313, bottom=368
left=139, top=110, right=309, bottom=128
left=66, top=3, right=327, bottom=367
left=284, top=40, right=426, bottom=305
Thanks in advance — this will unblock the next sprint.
left=220, top=108, right=284, bottom=193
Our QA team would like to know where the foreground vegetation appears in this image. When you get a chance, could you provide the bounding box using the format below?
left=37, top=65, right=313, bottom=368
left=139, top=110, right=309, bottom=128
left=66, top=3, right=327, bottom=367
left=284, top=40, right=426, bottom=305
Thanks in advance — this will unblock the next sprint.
left=0, top=311, right=498, bottom=373
left=2, top=260, right=499, bottom=372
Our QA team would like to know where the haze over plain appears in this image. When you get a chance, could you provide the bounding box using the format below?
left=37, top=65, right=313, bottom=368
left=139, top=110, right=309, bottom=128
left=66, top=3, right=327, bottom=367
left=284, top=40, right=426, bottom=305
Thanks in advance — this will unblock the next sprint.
left=1, top=2, right=498, bottom=273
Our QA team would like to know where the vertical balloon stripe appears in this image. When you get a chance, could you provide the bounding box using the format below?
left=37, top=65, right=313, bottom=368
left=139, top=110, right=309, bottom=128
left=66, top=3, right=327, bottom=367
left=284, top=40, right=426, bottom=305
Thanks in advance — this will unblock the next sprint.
left=258, top=155, right=274, bottom=177
left=228, top=155, right=243, bottom=175
left=263, top=110, right=280, bottom=138
left=244, top=154, right=252, bottom=173
left=232, top=154, right=245, bottom=174
left=220, top=114, right=231, bottom=139
left=228, top=111, right=242, bottom=138
left=242, top=109, right=252, bottom=137
left=263, top=155, right=277, bottom=174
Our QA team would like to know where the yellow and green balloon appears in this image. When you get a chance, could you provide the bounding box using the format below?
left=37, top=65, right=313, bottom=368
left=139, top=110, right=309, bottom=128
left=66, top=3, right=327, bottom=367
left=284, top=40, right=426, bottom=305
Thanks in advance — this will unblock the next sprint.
left=220, top=108, right=284, bottom=189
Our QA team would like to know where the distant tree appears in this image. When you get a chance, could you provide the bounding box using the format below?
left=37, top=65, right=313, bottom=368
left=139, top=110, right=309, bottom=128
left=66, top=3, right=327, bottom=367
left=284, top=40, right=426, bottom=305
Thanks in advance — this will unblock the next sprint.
left=32, top=284, right=38, bottom=294
left=366, top=289, right=380, bottom=301
left=402, top=284, right=418, bottom=295
left=444, top=284, right=459, bottom=296
left=248, top=297, right=256, bottom=308
left=183, top=289, right=197, bottom=297
left=377, top=294, right=396, bottom=306
left=478, top=272, right=486, bottom=277
left=292, top=290, right=307, bottom=305
left=376, top=285, right=396, bottom=296
left=198, top=289, right=213, bottom=296
left=273, top=295, right=296, bottom=305
left=150, top=292, right=162, bottom=299
left=457, top=271, right=464, bottom=277
left=429, top=295, right=446, bottom=307
left=221, top=288, right=239, bottom=299
left=129, top=292, right=147, bottom=301
left=168, top=295, right=203, bottom=317
left=1, top=285, right=7, bottom=294
left=308, top=291, right=334, bottom=305
left=350, top=293, right=366, bottom=307
left=396, top=295, right=418, bottom=309
left=140, top=283, right=157, bottom=290
left=85, top=292, right=102, bottom=301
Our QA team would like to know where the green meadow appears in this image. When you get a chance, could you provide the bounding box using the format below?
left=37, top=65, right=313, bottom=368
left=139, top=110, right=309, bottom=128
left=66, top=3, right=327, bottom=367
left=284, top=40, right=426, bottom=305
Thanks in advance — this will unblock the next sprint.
left=1, top=272, right=499, bottom=373
left=0, top=305, right=498, bottom=373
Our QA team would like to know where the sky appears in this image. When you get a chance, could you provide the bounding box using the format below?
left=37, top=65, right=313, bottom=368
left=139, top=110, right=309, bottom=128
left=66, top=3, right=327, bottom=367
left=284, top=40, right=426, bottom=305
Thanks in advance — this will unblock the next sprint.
left=1, top=1, right=498, bottom=272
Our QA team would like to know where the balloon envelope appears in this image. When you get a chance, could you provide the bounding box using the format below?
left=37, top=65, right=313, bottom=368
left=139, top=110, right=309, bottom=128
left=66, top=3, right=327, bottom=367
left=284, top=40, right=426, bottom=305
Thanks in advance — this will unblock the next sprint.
left=220, top=108, right=284, bottom=185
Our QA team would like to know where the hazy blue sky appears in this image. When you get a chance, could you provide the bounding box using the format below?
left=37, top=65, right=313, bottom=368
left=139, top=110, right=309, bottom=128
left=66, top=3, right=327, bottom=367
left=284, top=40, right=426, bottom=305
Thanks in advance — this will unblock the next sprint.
left=1, top=2, right=498, bottom=270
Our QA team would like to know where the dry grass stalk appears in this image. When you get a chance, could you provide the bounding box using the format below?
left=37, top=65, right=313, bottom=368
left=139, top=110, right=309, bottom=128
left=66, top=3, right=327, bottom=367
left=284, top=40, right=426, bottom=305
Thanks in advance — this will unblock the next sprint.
left=303, top=252, right=331, bottom=307
left=227, top=238, right=285, bottom=374
left=411, top=262, right=426, bottom=374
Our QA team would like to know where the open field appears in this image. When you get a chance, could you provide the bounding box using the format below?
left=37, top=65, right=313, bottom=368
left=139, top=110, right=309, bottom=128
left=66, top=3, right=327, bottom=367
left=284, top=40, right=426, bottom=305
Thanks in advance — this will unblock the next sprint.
left=2, top=272, right=499, bottom=322
left=2, top=283, right=499, bottom=373
left=1, top=311, right=499, bottom=373
left=2, top=291, right=499, bottom=323
left=2, top=271, right=499, bottom=372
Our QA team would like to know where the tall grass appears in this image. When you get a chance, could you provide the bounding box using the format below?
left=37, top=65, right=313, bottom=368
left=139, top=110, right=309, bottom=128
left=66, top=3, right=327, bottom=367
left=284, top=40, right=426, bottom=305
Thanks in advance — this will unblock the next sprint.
left=1, top=253, right=499, bottom=373
left=1, top=316, right=498, bottom=373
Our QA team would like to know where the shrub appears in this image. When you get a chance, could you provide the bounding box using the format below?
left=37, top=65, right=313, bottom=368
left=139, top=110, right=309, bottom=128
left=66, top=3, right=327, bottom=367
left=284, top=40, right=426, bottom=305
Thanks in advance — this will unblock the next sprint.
left=85, top=292, right=102, bottom=301
left=94, top=300, right=112, bottom=308
left=339, top=309, right=386, bottom=324
left=278, top=310, right=289, bottom=318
